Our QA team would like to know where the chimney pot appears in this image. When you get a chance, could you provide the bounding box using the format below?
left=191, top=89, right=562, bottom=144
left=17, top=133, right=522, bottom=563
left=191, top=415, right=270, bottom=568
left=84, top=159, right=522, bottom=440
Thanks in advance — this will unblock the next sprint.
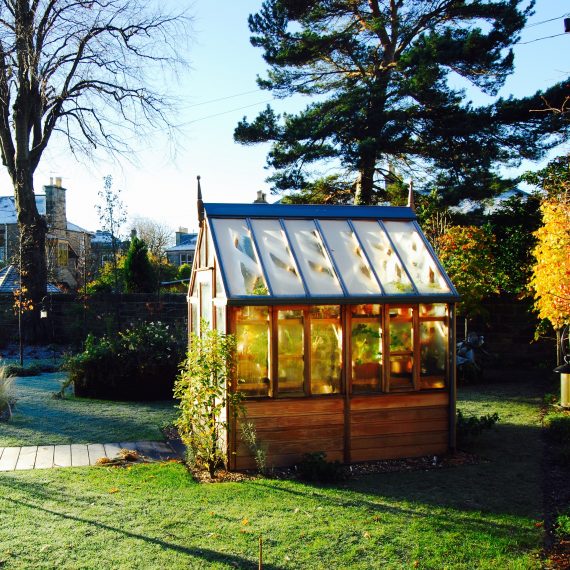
left=55, top=177, right=62, bottom=187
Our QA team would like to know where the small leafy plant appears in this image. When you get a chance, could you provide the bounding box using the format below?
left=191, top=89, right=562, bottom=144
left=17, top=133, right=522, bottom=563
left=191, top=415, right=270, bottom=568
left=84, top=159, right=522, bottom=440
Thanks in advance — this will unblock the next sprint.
left=241, top=420, right=269, bottom=476
left=556, top=512, right=570, bottom=538
left=544, top=412, right=570, bottom=444
left=456, top=410, right=500, bottom=446
left=297, top=451, right=344, bottom=484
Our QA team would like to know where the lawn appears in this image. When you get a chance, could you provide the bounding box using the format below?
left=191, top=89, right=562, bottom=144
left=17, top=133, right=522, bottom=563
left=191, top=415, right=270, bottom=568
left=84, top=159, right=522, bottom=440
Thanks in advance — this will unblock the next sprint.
left=0, top=372, right=177, bottom=447
left=0, top=378, right=544, bottom=569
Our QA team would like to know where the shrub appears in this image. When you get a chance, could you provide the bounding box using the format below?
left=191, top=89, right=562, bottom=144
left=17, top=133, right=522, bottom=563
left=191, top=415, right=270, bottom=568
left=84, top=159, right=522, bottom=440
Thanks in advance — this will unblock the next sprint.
left=556, top=512, right=570, bottom=538
left=174, top=322, right=241, bottom=478
left=297, top=451, right=344, bottom=484
left=544, top=412, right=570, bottom=444
left=64, top=322, right=185, bottom=400
left=0, top=362, right=58, bottom=377
left=456, top=410, right=500, bottom=446
left=0, top=366, right=15, bottom=421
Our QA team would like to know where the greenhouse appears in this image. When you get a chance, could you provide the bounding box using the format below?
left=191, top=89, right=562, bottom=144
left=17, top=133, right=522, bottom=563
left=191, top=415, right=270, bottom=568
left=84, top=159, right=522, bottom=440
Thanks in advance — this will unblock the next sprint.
left=188, top=200, right=460, bottom=470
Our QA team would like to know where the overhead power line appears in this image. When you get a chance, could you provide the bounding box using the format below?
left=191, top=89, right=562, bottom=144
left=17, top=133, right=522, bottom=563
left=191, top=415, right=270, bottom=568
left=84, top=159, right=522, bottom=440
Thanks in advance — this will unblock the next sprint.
left=515, top=32, right=567, bottom=45
left=525, top=13, right=570, bottom=28
left=183, top=99, right=275, bottom=125
left=182, top=89, right=263, bottom=110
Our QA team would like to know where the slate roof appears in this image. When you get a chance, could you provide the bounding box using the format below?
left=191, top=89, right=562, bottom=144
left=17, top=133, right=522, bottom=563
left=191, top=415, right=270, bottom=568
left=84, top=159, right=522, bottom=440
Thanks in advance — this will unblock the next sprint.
left=0, top=194, right=90, bottom=233
left=0, top=265, right=61, bottom=294
left=166, top=234, right=197, bottom=252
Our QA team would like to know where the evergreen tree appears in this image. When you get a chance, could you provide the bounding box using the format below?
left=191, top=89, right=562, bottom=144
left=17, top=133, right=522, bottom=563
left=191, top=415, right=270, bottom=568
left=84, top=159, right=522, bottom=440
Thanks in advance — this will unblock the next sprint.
left=124, top=237, right=156, bottom=294
left=235, top=0, right=568, bottom=205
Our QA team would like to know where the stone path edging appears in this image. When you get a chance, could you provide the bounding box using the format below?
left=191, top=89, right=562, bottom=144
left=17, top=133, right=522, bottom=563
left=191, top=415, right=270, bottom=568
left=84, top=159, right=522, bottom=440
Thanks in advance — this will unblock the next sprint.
left=0, top=441, right=179, bottom=472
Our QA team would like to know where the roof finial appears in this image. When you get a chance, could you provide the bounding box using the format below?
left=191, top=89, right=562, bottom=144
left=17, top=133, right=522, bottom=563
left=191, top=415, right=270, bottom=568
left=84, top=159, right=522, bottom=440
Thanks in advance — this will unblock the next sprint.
left=407, top=180, right=415, bottom=212
left=197, top=175, right=204, bottom=224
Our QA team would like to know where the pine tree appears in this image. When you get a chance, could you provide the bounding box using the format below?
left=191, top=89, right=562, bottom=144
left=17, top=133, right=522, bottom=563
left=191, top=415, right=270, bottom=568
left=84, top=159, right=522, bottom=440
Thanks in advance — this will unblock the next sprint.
left=235, top=0, right=568, bottom=205
left=124, top=237, right=156, bottom=294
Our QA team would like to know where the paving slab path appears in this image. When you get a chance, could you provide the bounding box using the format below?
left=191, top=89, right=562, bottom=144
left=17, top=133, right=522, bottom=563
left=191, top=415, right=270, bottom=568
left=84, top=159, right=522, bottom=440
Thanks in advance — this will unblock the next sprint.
left=0, top=441, right=179, bottom=472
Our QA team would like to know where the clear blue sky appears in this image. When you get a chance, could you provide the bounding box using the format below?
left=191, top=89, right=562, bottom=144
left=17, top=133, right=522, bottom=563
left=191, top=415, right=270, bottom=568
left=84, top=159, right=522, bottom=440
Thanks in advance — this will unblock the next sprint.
left=4, top=0, right=568, bottom=237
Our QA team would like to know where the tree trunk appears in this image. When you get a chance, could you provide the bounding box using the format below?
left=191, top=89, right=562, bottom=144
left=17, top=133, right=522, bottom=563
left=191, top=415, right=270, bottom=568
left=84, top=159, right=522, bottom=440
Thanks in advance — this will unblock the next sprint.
left=355, top=151, right=376, bottom=205
left=14, top=166, right=48, bottom=342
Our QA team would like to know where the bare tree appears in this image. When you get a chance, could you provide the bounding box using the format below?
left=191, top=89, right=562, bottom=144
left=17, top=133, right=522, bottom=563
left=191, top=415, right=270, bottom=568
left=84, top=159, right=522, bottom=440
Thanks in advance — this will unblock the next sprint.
left=130, top=216, right=172, bottom=260
left=0, top=0, right=189, bottom=324
left=97, top=174, right=126, bottom=293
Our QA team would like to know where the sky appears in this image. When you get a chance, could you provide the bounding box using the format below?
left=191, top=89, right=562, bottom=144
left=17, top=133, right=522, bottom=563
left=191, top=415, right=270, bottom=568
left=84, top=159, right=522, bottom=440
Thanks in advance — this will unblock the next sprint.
left=2, top=0, right=569, bottom=239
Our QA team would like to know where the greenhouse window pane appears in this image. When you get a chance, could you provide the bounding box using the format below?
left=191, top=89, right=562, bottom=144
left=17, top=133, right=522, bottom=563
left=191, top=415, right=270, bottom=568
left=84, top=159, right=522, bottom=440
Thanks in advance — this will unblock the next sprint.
left=310, top=306, right=342, bottom=394
left=383, top=221, right=450, bottom=294
left=420, top=320, right=447, bottom=389
left=250, top=219, right=304, bottom=296
left=351, top=314, right=382, bottom=393
left=319, top=220, right=381, bottom=295
left=284, top=220, right=342, bottom=296
left=351, top=220, right=414, bottom=295
left=420, top=304, right=447, bottom=318
left=277, top=310, right=305, bottom=395
left=236, top=306, right=271, bottom=397
left=389, top=355, right=414, bottom=391
left=211, top=218, right=269, bottom=297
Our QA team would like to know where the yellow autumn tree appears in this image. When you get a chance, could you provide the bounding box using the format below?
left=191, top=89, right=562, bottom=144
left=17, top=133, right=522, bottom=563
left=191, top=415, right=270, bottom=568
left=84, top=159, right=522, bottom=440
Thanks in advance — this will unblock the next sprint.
left=530, top=196, right=570, bottom=326
left=529, top=162, right=570, bottom=364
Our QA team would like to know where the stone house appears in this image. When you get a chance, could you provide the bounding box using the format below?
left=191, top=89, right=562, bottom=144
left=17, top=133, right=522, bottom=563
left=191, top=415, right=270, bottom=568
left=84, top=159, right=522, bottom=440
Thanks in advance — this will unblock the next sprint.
left=0, top=177, right=92, bottom=290
left=165, top=227, right=197, bottom=267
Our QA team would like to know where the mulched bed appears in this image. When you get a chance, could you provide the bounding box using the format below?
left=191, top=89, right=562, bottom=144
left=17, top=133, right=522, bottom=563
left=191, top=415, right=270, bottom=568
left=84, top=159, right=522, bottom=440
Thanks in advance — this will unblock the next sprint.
left=188, top=450, right=482, bottom=484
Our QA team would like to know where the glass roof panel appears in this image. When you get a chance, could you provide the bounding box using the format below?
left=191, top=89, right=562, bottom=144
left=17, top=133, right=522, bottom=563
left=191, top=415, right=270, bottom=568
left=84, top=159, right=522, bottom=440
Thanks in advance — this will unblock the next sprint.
left=210, top=218, right=269, bottom=296
left=318, top=220, right=381, bottom=295
left=250, top=219, right=305, bottom=296
left=284, top=219, right=343, bottom=296
left=351, top=220, right=415, bottom=295
left=383, top=221, right=450, bottom=294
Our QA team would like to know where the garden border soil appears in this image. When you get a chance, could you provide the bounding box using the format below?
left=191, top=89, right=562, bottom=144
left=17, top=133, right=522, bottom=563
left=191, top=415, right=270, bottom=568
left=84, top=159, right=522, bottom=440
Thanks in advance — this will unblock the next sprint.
left=541, top=395, right=570, bottom=569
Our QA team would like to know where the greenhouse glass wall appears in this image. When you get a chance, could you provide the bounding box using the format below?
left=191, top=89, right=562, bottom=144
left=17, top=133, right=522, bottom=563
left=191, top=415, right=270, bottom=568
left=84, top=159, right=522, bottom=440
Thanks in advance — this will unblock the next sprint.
left=188, top=203, right=460, bottom=470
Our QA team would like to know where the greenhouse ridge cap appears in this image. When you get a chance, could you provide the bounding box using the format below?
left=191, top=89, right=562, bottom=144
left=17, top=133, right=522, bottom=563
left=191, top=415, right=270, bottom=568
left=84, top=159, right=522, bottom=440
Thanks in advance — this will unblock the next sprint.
left=203, top=203, right=417, bottom=220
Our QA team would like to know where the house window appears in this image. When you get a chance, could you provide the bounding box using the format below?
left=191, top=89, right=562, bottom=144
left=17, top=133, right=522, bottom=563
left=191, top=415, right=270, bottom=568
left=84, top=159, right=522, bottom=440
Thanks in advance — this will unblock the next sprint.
left=180, top=253, right=193, bottom=265
left=57, top=242, right=69, bottom=267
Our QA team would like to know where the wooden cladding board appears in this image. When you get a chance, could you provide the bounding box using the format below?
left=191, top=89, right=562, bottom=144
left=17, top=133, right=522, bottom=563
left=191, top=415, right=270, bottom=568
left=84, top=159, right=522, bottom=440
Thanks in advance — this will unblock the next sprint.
left=235, top=397, right=344, bottom=470
left=232, top=391, right=450, bottom=470
left=350, top=392, right=449, bottom=463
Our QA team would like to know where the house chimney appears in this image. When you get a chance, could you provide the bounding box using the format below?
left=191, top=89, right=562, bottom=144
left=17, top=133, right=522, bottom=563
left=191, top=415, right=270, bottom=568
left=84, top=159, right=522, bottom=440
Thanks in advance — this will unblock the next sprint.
left=44, top=178, right=67, bottom=231
left=175, top=227, right=189, bottom=246
left=253, top=190, right=268, bottom=203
